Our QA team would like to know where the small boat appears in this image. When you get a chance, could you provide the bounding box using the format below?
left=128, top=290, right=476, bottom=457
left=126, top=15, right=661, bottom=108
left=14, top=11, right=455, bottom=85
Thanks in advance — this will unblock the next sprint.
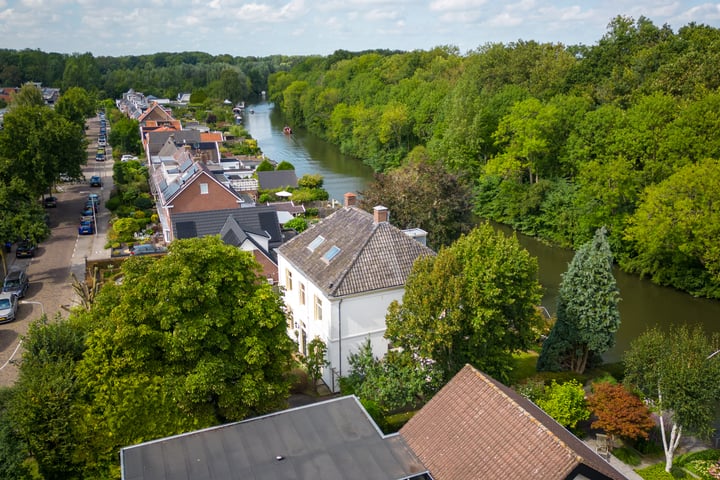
left=283, top=126, right=293, bottom=135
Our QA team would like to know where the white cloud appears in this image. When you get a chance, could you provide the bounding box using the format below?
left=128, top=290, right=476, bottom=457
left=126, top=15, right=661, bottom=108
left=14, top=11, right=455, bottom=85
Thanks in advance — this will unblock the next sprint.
left=429, top=0, right=487, bottom=12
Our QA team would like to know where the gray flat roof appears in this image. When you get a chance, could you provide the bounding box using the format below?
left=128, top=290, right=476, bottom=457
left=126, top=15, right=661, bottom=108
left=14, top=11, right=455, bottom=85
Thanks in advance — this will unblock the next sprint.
left=121, top=395, right=429, bottom=480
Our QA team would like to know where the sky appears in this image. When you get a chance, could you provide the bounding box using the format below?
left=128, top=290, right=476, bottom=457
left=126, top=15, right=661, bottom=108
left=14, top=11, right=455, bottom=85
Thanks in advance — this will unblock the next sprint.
left=1, top=0, right=719, bottom=58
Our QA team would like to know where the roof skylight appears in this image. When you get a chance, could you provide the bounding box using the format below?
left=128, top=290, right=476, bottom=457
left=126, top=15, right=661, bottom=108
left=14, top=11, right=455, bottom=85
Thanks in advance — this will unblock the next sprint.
left=323, top=245, right=341, bottom=262
left=307, top=235, right=325, bottom=252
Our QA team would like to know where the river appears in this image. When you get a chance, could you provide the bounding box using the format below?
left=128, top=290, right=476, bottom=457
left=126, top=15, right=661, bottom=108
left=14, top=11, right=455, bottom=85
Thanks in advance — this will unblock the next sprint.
left=245, top=101, right=720, bottom=363
left=243, top=101, right=375, bottom=203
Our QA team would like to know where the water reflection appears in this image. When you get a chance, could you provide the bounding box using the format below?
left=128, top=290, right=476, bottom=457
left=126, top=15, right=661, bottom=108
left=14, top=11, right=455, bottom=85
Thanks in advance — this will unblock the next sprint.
left=243, top=102, right=375, bottom=202
left=245, top=102, right=720, bottom=364
left=498, top=224, right=720, bottom=362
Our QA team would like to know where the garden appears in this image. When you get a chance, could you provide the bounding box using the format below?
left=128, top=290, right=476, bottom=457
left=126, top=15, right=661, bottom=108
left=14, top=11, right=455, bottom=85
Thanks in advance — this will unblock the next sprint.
left=104, top=159, right=161, bottom=256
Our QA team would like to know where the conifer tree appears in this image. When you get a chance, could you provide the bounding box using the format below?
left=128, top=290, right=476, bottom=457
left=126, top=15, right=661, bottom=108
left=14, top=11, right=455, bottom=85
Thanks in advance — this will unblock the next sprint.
left=537, top=226, right=620, bottom=373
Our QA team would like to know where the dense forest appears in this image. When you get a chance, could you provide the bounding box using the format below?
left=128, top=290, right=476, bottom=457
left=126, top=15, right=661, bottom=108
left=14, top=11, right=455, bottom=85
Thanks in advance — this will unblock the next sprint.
left=267, top=16, right=720, bottom=299
left=2, top=15, right=720, bottom=298
left=0, top=49, right=305, bottom=103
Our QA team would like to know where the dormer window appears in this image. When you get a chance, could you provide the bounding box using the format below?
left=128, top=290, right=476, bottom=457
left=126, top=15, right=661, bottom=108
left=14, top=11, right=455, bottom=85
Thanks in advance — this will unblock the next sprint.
left=307, top=235, right=325, bottom=252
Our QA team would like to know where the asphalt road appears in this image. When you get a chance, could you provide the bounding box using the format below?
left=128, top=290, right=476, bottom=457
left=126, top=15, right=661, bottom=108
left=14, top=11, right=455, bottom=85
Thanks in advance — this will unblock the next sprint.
left=0, top=115, right=113, bottom=387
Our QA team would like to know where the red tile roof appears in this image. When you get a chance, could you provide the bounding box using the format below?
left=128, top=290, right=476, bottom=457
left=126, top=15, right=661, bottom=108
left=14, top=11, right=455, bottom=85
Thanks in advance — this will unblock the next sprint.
left=400, top=365, right=628, bottom=480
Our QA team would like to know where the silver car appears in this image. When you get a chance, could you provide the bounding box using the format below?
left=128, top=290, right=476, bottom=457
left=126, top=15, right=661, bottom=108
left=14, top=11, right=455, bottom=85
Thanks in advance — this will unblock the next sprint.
left=0, top=292, right=18, bottom=324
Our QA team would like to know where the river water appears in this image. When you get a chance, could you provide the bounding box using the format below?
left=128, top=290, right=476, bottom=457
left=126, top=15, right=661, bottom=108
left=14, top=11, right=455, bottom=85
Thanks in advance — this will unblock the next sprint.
left=245, top=101, right=720, bottom=363
left=243, top=101, right=375, bottom=203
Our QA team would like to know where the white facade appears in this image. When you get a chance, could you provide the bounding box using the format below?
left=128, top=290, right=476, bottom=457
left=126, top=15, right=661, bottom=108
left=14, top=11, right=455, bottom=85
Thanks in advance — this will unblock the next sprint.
left=278, top=258, right=402, bottom=392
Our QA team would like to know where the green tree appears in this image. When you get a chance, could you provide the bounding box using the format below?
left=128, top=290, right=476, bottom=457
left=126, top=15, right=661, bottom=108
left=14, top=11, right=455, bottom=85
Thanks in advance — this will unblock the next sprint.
left=7, top=317, right=87, bottom=479
left=536, top=380, right=590, bottom=431
left=276, top=160, right=295, bottom=170
left=108, top=116, right=142, bottom=155
left=359, top=151, right=474, bottom=250
left=55, top=86, right=95, bottom=127
left=537, top=226, right=621, bottom=373
left=0, top=178, right=50, bottom=275
left=624, top=325, right=720, bottom=473
left=0, top=388, right=32, bottom=480
left=385, top=222, right=543, bottom=383
left=255, top=159, right=274, bottom=172
left=73, top=236, right=295, bottom=473
left=302, top=337, right=328, bottom=394
left=0, top=103, right=85, bottom=196
left=623, top=158, right=720, bottom=298
left=344, top=339, right=441, bottom=412
left=9, top=82, right=44, bottom=108
left=297, top=173, right=323, bottom=189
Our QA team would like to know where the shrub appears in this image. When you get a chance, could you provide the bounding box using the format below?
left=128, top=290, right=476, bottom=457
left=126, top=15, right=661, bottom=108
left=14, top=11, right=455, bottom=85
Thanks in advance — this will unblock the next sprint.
left=284, top=217, right=308, bottom=233
left=612, top=446, right=642, bottom=466
left=276, top=161, right=295, bottom=171
left=536, top=379, right=590, bottom=431
left=133, top=194, right=153, bottom=210
left=105, top=196, right=121, bottom=211
left=256, top=159, right=274, bottom=172
left=298, top=173, right=324, bottom=189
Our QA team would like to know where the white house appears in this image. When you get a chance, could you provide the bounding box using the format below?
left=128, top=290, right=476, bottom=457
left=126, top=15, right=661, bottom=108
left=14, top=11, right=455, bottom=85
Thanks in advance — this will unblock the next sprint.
left=276, top=193, right=434, bottom=391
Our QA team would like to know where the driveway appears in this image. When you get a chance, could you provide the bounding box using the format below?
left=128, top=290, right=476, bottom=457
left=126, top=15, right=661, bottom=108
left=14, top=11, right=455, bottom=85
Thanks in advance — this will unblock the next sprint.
left=0, top=115, right=113, bottom=387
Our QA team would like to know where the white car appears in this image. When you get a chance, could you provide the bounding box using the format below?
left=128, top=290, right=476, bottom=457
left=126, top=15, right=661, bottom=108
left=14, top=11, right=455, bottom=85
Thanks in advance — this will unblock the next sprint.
left=0, top=292, right=18, bottom=324
left=121, top=154, right=138, bottom=162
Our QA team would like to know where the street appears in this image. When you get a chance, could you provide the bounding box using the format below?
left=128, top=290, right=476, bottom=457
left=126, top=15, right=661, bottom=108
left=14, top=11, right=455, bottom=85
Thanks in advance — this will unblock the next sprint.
left=0, top=114, right=113, bottom=386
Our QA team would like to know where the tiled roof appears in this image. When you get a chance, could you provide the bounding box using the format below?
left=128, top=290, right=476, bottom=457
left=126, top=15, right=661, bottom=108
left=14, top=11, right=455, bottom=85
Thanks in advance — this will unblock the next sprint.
left=171, top=205, right=282, bottom=245
left=277, top=207, right=434, bottom=297
left=400, top=365, right=628, bottom=480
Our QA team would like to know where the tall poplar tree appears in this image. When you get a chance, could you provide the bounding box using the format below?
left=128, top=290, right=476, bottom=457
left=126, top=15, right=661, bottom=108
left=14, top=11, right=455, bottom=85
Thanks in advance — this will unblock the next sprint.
left=537, top=226, right=620, bottom=373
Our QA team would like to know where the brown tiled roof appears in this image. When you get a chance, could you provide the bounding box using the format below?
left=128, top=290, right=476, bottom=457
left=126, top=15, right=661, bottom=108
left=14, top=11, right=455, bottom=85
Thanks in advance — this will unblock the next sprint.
left=277, top=207, right=434, bottom=297
left=400, top=365, right=628, bottom=480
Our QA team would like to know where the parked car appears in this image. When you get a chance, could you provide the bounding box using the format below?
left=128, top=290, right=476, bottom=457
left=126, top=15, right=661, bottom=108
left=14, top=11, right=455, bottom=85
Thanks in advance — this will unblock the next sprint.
left=87, top=193, right=101, bottom=205
left=78, top=220, right=94, bottom=235
left=0, top=292, right=18, bottom=324
left=121, top=154, right=139, bottom=162
left=43, top=196, right=58, bottom=208
left=2, top=268, right=29, bottom=298
left=130, top=244, right=166, bottom=256
left=15, top=239, right=36, bottom=258
left=81, top=206, right=95, bottom=217
left=90, top=176, right=102, bottom=187
left=95, top=153, right=105, bottom=161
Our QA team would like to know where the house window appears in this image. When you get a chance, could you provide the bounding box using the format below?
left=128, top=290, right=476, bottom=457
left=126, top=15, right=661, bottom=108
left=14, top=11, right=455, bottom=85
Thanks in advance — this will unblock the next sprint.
left=314, top=295, right=323, bottom=321
left=200, top=183, right=209, bottom=194
left=299, top=283, right=306, bottom=305
left=286, top=269, right=293, bottom=291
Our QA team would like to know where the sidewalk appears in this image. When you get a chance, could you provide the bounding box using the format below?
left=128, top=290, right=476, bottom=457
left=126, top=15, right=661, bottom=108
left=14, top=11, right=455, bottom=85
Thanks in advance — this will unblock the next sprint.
left=582, top=436, right=643, bottom=480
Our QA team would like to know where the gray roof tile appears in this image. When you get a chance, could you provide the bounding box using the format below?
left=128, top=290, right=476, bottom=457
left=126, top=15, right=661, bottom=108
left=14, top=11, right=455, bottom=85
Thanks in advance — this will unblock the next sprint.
left=277, top=207, right=435, bottom=297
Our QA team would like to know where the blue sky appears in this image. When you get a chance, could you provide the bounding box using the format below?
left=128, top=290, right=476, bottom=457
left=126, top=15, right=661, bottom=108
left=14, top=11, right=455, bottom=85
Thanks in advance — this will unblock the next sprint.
left=1, top=0, right=719, bottom=57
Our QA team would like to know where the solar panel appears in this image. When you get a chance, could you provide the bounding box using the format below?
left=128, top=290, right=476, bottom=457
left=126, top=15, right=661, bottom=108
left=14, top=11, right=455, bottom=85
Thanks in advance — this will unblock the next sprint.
left=179, top=158, right=193, bottom=173
left=176, top=221, right=198, bottom=239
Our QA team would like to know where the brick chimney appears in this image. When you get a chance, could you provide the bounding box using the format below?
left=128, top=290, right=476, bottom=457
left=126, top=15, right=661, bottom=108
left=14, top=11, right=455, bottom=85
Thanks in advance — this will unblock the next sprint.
left=344, top=192, right=357, bottom=207
left=373, top=205, right=389, bottom=224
